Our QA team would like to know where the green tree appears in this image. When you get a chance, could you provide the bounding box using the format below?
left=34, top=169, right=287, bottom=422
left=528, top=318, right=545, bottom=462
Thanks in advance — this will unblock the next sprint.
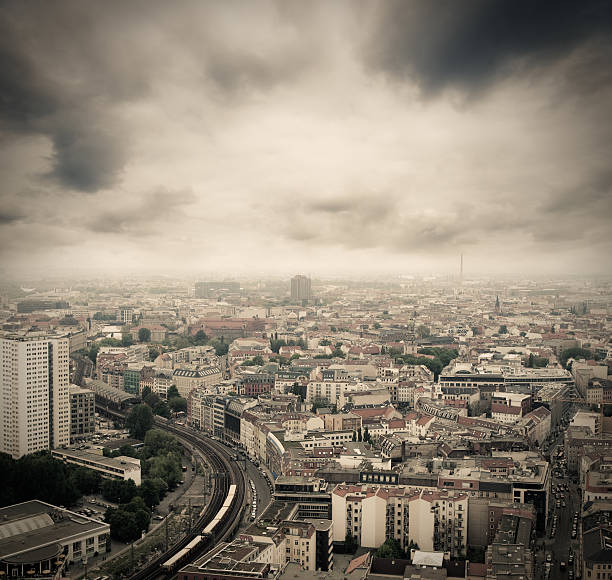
left=211, top=338, right=229, bottom=356
left=363, top=427, right=371, bottom=443
left=126, top=404, right=154, bottom=439
left=148, top=345, right=162, bottom=361
left=71, top=467, right=102, bottom=495
left=344, top=532, right=358, bottom=553
left=168, top=396, right=187, bottom=413
left=374, top=538, right=406, bottom=559
left=105, top=507, right=140, bottom=542
left=138, top=327, right=151, bottom=342
left=167, top=385, right=180, bottom=400
left=101, top=478, right=138, bottom=504
left=148, top=453, right=182, bottom=488
left=498, top=325, right=508, bottom=334
left=143, top=429, right=182, bottom=457
left=416, top=325, right=430, bottom=339
left=138, top=478, right=168, bottom=509
left=560, top=347, right=593, bottom=368
left=193, top=330, right=208, bottom=345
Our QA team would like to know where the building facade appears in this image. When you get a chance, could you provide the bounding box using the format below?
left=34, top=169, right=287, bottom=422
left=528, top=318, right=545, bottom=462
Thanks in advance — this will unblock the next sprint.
left=0, top=335, right=70, bottom=458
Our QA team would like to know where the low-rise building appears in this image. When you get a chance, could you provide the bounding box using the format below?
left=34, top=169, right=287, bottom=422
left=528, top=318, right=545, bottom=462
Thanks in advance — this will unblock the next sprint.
left=0, top=500, right=110, bottom=573
left=51, top=448, right=141, bottom=485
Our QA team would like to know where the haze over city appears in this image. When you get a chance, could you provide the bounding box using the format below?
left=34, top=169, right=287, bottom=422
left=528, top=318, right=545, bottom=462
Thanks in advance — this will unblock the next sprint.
left=1, top=1, right=611, bottom=279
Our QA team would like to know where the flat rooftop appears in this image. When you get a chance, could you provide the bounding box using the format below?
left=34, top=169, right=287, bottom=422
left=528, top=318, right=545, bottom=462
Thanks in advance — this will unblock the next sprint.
left=52, top=448, right=140, bottom=471
left=0, top=500, right=108, bottom=563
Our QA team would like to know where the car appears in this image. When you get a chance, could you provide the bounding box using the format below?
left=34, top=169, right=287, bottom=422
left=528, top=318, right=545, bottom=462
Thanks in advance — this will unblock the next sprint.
left=546, top=554, right=552, bottom=563
left=568, top=571, right=574, bottom=580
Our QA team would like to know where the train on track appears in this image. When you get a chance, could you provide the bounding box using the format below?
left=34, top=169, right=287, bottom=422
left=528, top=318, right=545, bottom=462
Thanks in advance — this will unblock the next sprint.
left=161, top=485, right=238, bottom=572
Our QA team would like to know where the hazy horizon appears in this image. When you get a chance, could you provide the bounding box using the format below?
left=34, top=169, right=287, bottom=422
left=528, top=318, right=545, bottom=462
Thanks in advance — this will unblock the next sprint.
left=1, top=1, right=611, bottom=278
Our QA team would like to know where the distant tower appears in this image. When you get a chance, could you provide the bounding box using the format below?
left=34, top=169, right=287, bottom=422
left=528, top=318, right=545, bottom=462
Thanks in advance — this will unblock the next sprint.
left=290, top=275, right=312, bottom=302
left=460, top=253, right=463, bottom=285
left=495, top=295, right=501, bottom=313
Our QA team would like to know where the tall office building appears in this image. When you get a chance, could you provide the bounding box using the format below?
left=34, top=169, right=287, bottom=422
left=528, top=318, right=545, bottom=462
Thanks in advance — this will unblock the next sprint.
left=290, top=275, right=312, bottom=302
left=0, top=335, right=70, bottom=458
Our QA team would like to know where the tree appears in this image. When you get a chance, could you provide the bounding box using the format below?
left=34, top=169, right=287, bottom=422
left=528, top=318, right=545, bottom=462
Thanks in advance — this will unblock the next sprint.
left=141, top=385, right=152, bottom=399
left=148, top=452, right=182, bottom=489
left=148, top=345, right=162, bottom=361
left=416, top=325, right=430, bottom=339
left=498, top=325, right=508, bottom=334
left=105, top=507, right=140, bottom=543
left=71, top=467, right=102, bottom=495
left=168, top=396, right=187, bottom=413
left=167, top=385, right=180, bottom=400
left=143, top=429, right=182, bottom=457
left=331, top=347, right=345, bottom=358
left=211, top=338, right=229, bottom=356
left=193, top=330, right=208, bottom=345
left=138, top=327, right=151, bottom=343
left=560, top=347, right=593, bottom=368
left=374, top=538, right=406, bottom=559
left=363, top=427, right=371, bottom=443
left=344, top=532, right=358, bottom=554
left=126, top=404, right=154, bottom=439
left=138, top=478, right=167, bottom=509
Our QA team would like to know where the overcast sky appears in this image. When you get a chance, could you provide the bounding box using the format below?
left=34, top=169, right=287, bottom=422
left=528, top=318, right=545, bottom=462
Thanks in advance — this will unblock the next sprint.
left=1, top=0, right=611, bottom=279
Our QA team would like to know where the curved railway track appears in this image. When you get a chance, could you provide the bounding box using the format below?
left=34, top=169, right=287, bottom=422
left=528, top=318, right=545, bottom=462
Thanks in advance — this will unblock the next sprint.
left=95, top=406, right=246, bottom=580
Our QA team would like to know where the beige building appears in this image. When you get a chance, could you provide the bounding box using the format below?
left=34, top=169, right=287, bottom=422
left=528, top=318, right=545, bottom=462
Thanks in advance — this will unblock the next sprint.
left=173, top=366, right=222, bottom=398
left=331, top=484, right=467, bottom=558
left=0, top=334, right=70, bottom=458
left=69, top=384, right=96, bottom=442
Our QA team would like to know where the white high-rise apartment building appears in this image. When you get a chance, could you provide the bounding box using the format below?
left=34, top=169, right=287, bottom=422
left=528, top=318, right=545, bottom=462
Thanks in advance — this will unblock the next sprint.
left=0, top=335, right=70, bottom=458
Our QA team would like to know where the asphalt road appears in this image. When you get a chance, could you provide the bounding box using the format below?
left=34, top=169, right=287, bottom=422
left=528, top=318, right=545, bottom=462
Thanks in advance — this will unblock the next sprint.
left=244, top=459, right=273, bottom=518
left=535, top=439, right=578, bottom=579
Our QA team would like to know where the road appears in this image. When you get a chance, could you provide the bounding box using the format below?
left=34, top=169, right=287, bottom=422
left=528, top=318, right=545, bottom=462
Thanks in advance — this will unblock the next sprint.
left=535, top=433, right=579, bottom=579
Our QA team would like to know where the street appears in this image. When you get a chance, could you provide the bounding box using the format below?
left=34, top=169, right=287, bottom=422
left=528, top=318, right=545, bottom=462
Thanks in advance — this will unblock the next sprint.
left=535, top=428, right=579, bottom=580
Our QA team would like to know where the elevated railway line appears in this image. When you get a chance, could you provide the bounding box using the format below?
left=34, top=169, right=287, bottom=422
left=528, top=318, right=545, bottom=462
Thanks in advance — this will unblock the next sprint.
left=95, top=404, right=246, bottom=580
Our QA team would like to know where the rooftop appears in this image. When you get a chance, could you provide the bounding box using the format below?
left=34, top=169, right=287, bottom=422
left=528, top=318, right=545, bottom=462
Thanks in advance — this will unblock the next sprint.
left=0, top=501, right=108, bottom=563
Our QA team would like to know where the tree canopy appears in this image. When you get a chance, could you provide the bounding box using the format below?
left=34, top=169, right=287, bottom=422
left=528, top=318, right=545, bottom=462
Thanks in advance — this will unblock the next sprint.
left=126, top=404, right=154, bottom=439
left=138, top=327, right=151, bottom=342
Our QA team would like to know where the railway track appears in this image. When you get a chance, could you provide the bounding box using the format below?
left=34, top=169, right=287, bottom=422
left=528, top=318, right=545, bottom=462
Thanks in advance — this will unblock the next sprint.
left=95, top=406, right=246, bottom=580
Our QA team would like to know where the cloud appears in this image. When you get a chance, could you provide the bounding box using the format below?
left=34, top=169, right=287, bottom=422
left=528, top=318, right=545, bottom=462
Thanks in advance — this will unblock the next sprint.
left=0, top=1, right=610, bottom=277
left=86, top=189, right=196, bottom=235
left=363, top=0, right=612, bottom=94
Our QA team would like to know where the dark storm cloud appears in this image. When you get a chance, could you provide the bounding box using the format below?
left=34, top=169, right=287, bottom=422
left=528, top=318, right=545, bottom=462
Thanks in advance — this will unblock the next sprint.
left=86, top=189, right=196, bottom=235
left=364, top=0, right=612, bottom=93
left=540, top=170, right=612, bottom=216
left=0, top=0, right=315, bottom=193
left=0, top=5, right=133, bottom=192
left=0, top=208, right=23, bottom=225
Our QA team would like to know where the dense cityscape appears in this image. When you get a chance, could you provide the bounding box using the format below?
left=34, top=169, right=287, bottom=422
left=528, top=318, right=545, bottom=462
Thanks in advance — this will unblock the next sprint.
left=2, top=1, right=612, bottom=579
left=0, top=273, right=610, bottom=580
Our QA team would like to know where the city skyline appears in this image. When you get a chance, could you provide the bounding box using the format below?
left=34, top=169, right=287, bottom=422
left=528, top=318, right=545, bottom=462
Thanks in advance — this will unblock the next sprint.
left=0, top=1, right=611, bottom=278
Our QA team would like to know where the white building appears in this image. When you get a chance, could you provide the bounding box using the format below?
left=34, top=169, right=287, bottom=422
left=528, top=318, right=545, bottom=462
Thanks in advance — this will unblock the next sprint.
left=0, top=335, right=70, bottom=458
left=331, top=484, right=467, bottom=557
left=52, top=448, right=142, bottom=485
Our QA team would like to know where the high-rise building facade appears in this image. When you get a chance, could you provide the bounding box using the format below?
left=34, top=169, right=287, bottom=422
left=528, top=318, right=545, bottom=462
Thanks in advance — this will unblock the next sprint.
left=0, top=335, right=70, bottom=458
left=291, top=275, right=311, bottom=302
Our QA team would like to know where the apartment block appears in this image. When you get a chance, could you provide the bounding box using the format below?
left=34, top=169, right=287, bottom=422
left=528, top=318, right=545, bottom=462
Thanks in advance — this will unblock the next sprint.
left=0, top=334, right=70, bottom=458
